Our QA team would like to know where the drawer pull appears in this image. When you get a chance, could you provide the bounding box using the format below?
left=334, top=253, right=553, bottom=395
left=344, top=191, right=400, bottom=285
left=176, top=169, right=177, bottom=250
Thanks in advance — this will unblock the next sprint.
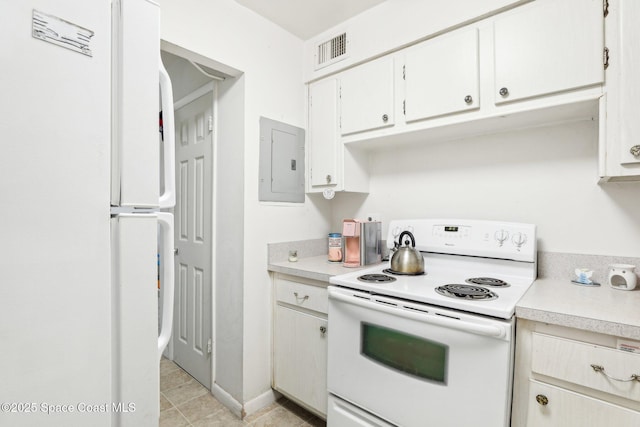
left=590, top=364, right=640, bottom=382
left=535, top=394, right=548, bottom=406
left=293, top=292, right=309, bottom=303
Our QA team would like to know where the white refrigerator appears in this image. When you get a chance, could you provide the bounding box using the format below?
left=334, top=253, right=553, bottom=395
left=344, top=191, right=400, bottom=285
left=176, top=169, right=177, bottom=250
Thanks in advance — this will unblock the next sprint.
left=0, top=1, right=175, bottom=426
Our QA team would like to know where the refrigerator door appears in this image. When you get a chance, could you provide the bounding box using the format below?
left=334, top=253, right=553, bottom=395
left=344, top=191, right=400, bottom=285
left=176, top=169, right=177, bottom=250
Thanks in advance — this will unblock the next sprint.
left=159, top=56, right=176, bottom=209
left=157, top=212, right=175, bottom=359
left=111, top=213, right=160, bottom=426
left=111, top=0, right=162, bottom=208
left=0, top=2, right=113, bottom=426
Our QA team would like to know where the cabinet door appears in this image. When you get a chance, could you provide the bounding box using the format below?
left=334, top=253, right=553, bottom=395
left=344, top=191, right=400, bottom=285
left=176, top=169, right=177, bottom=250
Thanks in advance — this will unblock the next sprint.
left=274, top=305, right=328, bottom=416
left=340, top=56, right=394, bottom=135
left=493, top=0, right=604, bottom=104
left=405, top=27, right=479, bottom=122
left=527, top=380, right=640, bottom=426
left=616, top=0, right=640, bottom=167
left=309, top=78, right=339, bottom=188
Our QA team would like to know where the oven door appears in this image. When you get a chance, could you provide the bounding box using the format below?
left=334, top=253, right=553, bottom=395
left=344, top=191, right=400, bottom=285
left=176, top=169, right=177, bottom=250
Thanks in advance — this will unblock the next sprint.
left=327, top=286, right=514, bottom=427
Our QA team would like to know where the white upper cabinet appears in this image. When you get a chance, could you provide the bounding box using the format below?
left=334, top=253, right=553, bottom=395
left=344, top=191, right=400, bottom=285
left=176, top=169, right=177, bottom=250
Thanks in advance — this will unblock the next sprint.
left=304, top=0, right=612, bottom=190
left=405, top=27, right=480, bottom=122
left=308, top=78, right=339, bottom=189
left=600, top=0, right=640, bottom=181
left=340, top=56, right=395, bottom=135
left=307, top=78, right=369, bottom=193
left=493, top=0, right=604, bottom=104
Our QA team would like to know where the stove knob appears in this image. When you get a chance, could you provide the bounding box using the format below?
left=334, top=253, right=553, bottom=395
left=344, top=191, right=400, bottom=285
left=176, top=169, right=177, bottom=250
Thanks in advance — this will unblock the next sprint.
left=512, top=232, right=527, bottom=249
left=494, top=229, right=509, bottom=247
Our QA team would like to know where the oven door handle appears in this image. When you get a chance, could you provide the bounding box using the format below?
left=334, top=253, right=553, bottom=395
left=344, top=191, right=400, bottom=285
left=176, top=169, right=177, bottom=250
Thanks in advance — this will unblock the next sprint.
left=329, top=288, right=507, bottom=339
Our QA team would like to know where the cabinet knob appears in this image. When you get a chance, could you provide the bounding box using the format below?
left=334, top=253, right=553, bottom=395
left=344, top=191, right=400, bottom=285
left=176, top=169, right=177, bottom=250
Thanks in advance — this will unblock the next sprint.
left=326, top=174, right=332, bottom=184
left=535, top=394, right=549, bottom=406
left=320, top=326, right=327, bottom=336
left=630, top=145, right=640, bottom=157
left=382, top=114, right=389, bottom=123
left=464, top=95, right=473, bottom=104
left=499, top=87, right=509, bottom=97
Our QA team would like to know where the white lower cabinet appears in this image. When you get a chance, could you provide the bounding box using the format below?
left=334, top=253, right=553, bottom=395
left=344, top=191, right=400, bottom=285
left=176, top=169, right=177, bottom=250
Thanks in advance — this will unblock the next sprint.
left=273, top=274, right=328, bottom=418
left=527, top=380, right=640, bottom=426
left=512, top=320, right=640, bottom=426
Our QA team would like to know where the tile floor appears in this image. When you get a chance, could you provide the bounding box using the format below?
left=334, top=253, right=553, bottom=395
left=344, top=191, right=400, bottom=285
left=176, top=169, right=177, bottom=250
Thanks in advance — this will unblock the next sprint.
left=160, top=358, right=327, bottom=427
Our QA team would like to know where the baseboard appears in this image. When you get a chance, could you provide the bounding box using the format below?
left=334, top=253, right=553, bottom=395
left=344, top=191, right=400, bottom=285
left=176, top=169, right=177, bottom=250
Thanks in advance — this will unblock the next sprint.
left=211, top=383, right=243, bottom=419
left=243, top=389, right=279, bottom=418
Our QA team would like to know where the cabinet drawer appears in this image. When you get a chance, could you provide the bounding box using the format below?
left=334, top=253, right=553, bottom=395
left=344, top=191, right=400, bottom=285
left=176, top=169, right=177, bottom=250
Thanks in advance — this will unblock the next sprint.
left=527, top=380, right=640, bottom=426
left=275, top=278, right=328, bottom=314
left=531, top=333, right=640, bottom=401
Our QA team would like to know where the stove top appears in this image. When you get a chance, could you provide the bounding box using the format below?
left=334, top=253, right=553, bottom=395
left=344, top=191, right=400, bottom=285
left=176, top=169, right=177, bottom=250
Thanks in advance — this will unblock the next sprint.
left=329, top=219, right=537, bottom=319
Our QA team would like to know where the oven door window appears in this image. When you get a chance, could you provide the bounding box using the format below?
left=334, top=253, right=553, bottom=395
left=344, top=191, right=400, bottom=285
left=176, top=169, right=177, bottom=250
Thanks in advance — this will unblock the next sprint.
left=361, top=322, right=447, bottom=384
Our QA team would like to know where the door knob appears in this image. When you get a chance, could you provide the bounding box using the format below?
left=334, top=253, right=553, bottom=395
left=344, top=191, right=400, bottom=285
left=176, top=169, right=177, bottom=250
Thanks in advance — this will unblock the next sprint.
left=382, top=114, right=389, bottom=123
left=499, top=87, right=509, bottom=97
left=464, top=95, right=473, bottom=104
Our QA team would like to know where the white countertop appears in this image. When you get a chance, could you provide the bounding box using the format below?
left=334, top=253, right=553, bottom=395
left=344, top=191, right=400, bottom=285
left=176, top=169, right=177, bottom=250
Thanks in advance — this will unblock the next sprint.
left=269, top=254, right=640, bottom=340
left=516, top=278, right=640, bottom=340
left=268, top=255, right=371, bottom=283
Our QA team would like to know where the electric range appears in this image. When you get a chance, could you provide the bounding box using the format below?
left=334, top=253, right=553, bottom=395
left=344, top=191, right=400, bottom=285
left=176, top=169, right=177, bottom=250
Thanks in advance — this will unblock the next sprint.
left=326, top=218, right=537, bottom=427
left=330, top=218, right=537, bottom=319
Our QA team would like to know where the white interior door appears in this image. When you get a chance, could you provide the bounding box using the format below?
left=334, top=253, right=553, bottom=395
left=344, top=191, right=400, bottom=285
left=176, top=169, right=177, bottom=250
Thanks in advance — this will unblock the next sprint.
left=173, top=89, right=214, bottom=388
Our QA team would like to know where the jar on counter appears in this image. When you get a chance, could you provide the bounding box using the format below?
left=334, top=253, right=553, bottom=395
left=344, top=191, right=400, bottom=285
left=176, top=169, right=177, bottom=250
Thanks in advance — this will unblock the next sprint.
left=328, top=233, right=343, bottom=262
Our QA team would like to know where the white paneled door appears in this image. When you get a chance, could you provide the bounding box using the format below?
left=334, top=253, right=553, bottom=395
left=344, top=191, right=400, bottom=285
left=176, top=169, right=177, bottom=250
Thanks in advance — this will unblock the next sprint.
left=173, top=90, right=214, bottom=388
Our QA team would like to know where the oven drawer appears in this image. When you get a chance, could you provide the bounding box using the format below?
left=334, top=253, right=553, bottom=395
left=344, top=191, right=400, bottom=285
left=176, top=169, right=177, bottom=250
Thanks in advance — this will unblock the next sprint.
left=328, top=394, right=395, bottom=427
left=531, top=332, right=640, bottom=401
left=275, top=277, right=328, bottom=314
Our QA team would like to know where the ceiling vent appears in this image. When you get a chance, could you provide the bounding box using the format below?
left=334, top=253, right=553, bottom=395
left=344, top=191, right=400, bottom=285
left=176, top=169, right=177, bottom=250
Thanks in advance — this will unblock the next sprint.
left=315, top=32, right=348, bottom=70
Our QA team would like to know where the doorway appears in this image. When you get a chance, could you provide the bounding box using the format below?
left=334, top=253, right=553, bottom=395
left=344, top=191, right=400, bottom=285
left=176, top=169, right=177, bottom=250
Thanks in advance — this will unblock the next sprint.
left=161, top=49, right=218, bottom=389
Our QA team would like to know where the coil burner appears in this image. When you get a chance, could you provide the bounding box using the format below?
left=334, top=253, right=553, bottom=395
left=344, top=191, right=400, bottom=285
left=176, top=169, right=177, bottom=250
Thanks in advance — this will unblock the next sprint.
left=435, top=284, right=498, bottom=301
left=357, top=274, right=397, bottom=283
left=465, top=277, right=510, bottom=287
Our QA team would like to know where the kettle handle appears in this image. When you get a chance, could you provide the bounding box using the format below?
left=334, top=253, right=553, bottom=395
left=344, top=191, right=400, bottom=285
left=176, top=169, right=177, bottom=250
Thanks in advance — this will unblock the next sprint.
left=398, top=231, right=416, bottom=248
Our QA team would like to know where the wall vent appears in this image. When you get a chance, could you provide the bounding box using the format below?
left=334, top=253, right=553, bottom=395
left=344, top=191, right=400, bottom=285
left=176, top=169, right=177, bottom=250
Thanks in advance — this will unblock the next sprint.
left=315, top=32, right=348, bottom=69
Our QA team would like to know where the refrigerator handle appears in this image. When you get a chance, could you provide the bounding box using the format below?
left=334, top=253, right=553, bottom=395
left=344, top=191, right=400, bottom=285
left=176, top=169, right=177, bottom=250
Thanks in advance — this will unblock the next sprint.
left=157, top=212, right=175, bottom=361
left=159, top=57, right=176, bottom=209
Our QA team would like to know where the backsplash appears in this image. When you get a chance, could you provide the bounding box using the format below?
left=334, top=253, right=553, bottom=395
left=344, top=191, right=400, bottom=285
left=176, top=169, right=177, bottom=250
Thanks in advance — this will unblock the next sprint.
left=268, top=238, right=327, bottom=263
left=538, top=252, right=640, bottom=284
left=269, top=239, right=640, bottom=284
left=268, top=238, right=391, bottom=264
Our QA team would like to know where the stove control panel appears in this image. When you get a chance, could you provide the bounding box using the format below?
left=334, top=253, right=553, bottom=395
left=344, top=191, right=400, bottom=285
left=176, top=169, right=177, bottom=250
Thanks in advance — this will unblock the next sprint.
left=387, top=219, right=536, bottom=263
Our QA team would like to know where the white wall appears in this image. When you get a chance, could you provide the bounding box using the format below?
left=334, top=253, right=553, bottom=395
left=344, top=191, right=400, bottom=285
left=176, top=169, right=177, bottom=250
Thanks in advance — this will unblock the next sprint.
left=158, top=0, right=331, bottom=406
left=332, top=120, right=640, bottom=257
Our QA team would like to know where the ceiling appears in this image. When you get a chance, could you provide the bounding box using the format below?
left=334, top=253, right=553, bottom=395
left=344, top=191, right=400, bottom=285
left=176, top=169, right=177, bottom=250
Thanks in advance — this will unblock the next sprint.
left=234, top=0, right=387, bottom=40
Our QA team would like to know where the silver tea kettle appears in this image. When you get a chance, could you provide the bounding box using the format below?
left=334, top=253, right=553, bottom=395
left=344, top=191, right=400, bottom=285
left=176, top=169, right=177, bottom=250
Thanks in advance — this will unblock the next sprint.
left=390, top=231, right=425, bottom=275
